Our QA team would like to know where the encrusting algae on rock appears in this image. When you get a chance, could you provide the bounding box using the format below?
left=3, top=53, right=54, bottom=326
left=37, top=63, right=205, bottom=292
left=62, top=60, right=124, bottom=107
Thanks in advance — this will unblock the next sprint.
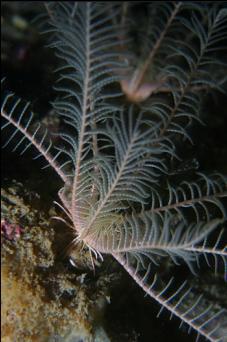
left=1, top=180, right=119, bottom=342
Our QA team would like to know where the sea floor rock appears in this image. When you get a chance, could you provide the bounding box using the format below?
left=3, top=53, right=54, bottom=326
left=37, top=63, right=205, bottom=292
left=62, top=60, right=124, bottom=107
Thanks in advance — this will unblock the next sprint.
left=1, top=180, right=116, bottom=342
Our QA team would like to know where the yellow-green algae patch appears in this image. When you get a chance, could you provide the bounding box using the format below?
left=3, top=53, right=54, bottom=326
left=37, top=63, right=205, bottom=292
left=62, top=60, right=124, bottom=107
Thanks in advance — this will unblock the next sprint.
left=1, top=180, right=114, bottom=342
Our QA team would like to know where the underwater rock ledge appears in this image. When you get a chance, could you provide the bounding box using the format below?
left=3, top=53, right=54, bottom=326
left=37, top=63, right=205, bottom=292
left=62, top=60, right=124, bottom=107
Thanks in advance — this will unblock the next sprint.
left=1, top=179, right=119, bottom=342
